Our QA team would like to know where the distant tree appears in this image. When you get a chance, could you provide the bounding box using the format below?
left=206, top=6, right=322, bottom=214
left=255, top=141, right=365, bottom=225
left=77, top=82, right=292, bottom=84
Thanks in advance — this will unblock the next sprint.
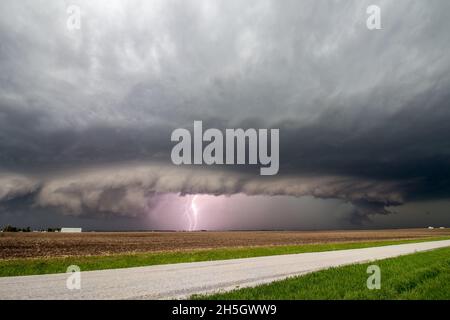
left=2, top=225, right=17, bottom=232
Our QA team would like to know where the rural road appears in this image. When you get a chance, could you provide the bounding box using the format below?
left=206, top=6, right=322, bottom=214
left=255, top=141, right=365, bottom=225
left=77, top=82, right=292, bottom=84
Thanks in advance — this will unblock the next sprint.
left=1, top=239, right=450, bottom=300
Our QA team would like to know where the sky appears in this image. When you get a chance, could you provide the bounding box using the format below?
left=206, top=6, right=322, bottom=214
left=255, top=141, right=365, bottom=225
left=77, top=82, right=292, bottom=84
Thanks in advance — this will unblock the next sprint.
left=0, top=0, right=450, bottom=231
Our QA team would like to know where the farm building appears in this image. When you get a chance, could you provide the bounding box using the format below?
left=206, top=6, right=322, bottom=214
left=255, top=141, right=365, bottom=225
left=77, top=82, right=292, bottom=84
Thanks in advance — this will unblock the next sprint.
left=60, top=227, right=82, bottom=233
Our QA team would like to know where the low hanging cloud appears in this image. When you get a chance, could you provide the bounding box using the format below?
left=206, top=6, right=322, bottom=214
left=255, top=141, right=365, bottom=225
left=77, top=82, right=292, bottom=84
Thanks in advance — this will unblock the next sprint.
left=0, top=163, right=405, bottom=221
left=0, top=174, right=40, bottom=203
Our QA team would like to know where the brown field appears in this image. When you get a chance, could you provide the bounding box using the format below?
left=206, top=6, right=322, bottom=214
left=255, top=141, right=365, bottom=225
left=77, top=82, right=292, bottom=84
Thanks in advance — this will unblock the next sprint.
left=1, top=228, right=449, bottom=259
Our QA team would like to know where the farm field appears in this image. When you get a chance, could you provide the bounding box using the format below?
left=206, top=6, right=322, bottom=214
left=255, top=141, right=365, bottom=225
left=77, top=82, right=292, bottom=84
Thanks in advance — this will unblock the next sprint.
left=0, top=228, right=450, bottom=277
left=1, top=228, right=450, bottom=259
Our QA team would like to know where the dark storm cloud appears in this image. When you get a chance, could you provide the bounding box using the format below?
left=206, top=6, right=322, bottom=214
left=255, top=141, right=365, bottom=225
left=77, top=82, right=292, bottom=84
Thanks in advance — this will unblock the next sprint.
left=0, top=0, right=449, bottom=225
left=0, top=103, right=173, bottom=168
left=0, top=173, right=39, bottom=202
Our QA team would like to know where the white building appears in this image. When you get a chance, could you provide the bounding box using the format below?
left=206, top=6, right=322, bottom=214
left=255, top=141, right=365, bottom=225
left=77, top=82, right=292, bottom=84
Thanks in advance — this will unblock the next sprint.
left=60, top=227, right=82, bottom=233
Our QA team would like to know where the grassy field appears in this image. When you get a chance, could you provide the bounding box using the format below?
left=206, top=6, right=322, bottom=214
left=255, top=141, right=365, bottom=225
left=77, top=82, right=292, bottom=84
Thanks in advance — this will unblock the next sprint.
left=196, top=246, right=450, bottom=300
left=1, top=236, right=449, bottom=277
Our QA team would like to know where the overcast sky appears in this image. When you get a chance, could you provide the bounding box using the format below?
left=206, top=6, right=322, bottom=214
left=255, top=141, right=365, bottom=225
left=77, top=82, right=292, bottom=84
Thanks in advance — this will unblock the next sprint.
left=1, top=0, right=450, bottom=230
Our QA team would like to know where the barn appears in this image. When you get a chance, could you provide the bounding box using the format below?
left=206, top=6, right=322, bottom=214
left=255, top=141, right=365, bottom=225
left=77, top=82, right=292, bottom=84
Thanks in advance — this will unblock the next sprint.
left=60, top=227, right=82, bottom=233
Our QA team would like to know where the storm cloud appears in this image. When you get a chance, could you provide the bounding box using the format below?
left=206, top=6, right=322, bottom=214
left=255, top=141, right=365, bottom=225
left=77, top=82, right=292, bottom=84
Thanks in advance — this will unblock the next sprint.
left=0, top=0, right=449, bottom=228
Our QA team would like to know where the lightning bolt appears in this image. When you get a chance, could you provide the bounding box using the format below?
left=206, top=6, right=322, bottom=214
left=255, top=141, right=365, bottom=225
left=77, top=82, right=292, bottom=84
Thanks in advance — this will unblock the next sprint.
left=183, top=195, right=200, bottom=231
left=190, top=194, right=199, bottom=231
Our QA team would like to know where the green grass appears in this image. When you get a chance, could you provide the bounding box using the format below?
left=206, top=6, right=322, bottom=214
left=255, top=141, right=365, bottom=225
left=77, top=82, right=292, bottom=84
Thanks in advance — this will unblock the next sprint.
left=196, top=246, right=450, bottom=300
left=1, top=236, right=449, bottom=278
